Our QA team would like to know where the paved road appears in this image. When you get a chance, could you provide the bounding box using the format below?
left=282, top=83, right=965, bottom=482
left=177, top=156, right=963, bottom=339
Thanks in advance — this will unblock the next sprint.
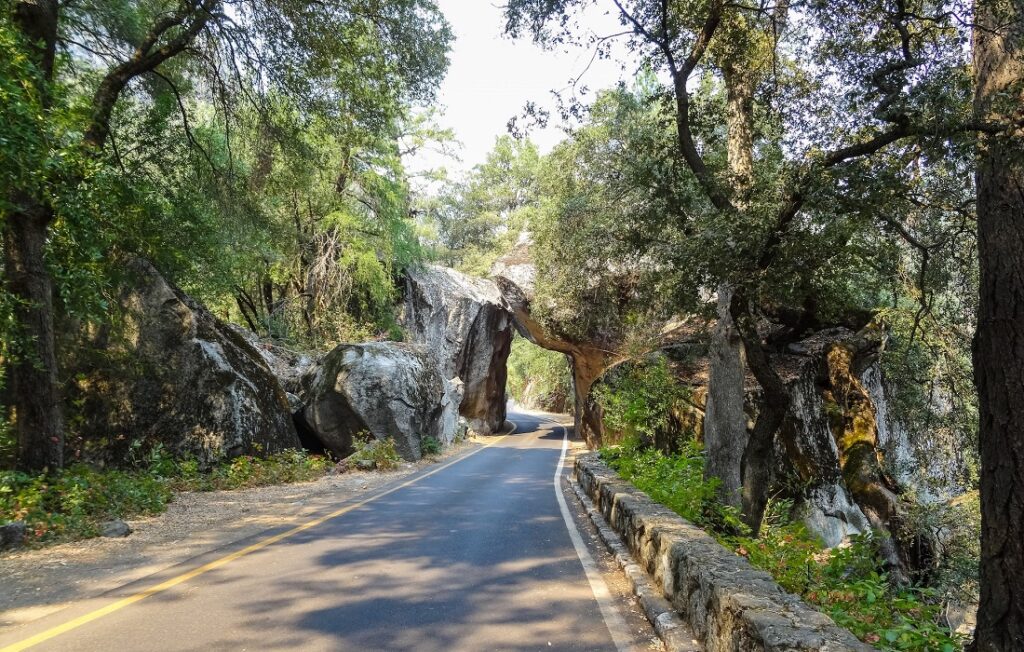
left=0, top=413, right=653, bottom=652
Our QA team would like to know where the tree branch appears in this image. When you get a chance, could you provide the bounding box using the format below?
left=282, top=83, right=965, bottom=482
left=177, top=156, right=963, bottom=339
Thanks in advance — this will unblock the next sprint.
left=83, top=0, right=218, bottom=150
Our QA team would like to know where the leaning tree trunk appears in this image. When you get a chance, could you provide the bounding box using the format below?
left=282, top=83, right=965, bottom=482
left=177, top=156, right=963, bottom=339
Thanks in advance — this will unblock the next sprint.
left=731, top=294, right=790, bottom=535
left=6, top=0, right=64, bottom=470
left=972, top=0, right=1024, bottom=648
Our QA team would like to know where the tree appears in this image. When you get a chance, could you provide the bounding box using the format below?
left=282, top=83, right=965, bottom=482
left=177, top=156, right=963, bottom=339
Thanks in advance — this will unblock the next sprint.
left=3, top=0, right=63, bottom=470
left=505, top=0, right=983, bottom=536
left=2, top=0, right=451, bottom=470
left=972, top=0, right=1024, bottom=647
left=430, top=136, right=541, bottom=274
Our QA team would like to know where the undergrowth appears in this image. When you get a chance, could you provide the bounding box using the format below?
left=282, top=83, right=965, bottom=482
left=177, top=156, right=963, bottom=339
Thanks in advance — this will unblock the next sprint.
left=599, top=438, right=965, bottom=652
left=348, top=436, right=402, bottom=471
left=1, top=447, right=332, bottom=548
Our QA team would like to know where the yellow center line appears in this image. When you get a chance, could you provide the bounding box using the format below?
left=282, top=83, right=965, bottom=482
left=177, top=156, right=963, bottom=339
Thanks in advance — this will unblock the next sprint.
left=1, top=425, right=516, bottom=652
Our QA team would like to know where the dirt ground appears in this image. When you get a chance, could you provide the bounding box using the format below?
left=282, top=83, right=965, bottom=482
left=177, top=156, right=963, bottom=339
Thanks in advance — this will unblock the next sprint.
left=0, top=439, right=477, bottom=634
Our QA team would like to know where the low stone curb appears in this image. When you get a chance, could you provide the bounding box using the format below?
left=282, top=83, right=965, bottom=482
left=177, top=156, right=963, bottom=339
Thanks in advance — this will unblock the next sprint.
left=575, top=452, right=872, bottom=652
left=570, top=480, right=702, bottom=651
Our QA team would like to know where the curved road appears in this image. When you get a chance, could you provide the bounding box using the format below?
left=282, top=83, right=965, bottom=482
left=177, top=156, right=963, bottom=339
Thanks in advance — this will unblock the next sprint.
left=0, top=413, right=656, bottom=652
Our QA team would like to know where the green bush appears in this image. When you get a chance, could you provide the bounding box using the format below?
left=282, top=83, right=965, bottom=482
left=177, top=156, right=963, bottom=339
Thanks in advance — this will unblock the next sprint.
left=0, top=465, right=171, bottom=544
left=600, top=439, right=965, bottom=652
left=173, top=449, right=333, bottom=492
left=595, top=355, right=690, bottom=441
left=350, top=437, right=401, bottom=471
left=600, top=436, right=721, bottom=525
left=1, top=448, right=333, bottom=548
left=506, top=335, right=573, bottom=411
left=421, top=435, right=441, bottom=457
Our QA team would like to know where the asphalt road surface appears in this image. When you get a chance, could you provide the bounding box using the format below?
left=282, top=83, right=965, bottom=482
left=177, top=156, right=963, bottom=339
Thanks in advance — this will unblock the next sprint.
left=0, top=412, right=658, bottom=652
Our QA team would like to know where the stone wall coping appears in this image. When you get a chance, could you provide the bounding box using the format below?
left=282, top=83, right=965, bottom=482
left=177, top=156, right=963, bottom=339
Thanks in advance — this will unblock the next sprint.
left=575, top=452, right=872, bottom=652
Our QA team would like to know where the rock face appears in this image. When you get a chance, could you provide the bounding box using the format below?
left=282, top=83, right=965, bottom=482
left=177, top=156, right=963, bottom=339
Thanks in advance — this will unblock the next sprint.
left=492, top=242, right=623, bottom=446
left=400, top=265, right=514, bottom=434
left=298, top=342, right=455, bottom=461
left=229, top=325, right=314, bottom=396
left=68, top=259, right=300, bottom=466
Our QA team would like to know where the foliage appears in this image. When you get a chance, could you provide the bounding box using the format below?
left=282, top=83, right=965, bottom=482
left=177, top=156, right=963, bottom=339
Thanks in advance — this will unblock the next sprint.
left=420, top=436, right=441, bottom=457
left=600, top=436, right=721, bottom=526
left=349, top=437, right=402, bottom=471
left=0, top=465, right=171, bottom=545
left=170, top=449, right=333, bottom=493
left=903, top=492, right=981, bottom=605
left=506, top=335, right=572, bottom=412
left=595, top=355, right=690, bottom=440
left=602, top=440, right=966, bottom=651
left=0, top=0, right=455, bottom=460
left=528, top=80, right=696, bottom=344
left=427, top=136, right=541, bottom=275
left=0, top=448, right=332, bottom=547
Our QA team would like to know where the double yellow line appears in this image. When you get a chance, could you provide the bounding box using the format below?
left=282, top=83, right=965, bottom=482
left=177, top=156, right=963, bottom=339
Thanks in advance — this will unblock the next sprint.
left=1, top=426, right=515, bottom=652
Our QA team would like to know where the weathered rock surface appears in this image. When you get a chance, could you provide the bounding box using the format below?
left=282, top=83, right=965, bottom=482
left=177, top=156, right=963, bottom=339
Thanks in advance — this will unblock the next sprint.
left=68, top=259, right=300, bottom=466
left=0, top=521, right=27, bottom=551
left=492, top=242, right=623, bottom=445
left=440, top=377, right=466, bottom=446
left=401, top=265, right=514, bottom=434
left=100, top=519, right=132, bottom=538
left=576, top=453, right=871, bottom=652
left=298, top=342, right=454, bottom=460
left=229, top=325, right=315, bottom=396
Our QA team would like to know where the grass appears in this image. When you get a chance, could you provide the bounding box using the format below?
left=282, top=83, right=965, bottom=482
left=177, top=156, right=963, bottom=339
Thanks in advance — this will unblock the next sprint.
left=599, top=437, right=966, bottom=652
left=1, top=448, right=333, bottom=548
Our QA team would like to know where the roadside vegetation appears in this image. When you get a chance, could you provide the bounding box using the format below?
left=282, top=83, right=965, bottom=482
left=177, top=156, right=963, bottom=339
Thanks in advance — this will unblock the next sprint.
left=597, top=364, right=975, bottom=652
left=1, top=448, right=332, bottom=548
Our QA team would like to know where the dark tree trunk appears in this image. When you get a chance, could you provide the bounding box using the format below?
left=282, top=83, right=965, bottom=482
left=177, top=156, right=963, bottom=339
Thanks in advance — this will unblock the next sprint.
left=6, top=0, right=64, bottom=471
left=731, top=294, right=790, bottom=535
left=4, top=204, right=64, bottom=470
left=972, top=1, right=1024, bottom=648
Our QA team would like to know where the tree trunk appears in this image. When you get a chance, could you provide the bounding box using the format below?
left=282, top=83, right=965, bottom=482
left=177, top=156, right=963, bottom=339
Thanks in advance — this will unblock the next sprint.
left=731, top=294, right=790, bottom=535
left=6, top=0, right=64, bottom=471
left=703, top=61, right=757, bottom=510
left=972, top=1, right=1024, bottom=648
left=722, top=62, right=755, bottom=199
left=4, top=205, right=64, bottom=470
left=703, top=286, right=748, bottom=509
left=570, top=354, right=608, bottom=448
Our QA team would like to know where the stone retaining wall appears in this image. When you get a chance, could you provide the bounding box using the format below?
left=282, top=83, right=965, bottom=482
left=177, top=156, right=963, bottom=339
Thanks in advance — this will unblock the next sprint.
left=575, top=452, right=871, bottom=652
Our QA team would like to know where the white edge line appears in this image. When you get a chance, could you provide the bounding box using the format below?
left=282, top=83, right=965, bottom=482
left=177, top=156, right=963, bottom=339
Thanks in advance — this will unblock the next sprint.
left=551, top=421, right=635, bottom=652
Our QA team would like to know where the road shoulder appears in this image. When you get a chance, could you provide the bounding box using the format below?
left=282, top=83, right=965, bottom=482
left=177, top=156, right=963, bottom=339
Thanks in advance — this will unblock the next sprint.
left=0, top=439, right=480, bottom=634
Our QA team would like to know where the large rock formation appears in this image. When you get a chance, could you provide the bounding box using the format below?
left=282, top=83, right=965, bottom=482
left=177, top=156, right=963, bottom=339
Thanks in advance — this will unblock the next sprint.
left=68, top=259, right=300, bottom=466
left=298, top=342, right=458, bottom=461
left=492, top=241, right=623, bottom=445
left=400, top=265, right=514, bottom=434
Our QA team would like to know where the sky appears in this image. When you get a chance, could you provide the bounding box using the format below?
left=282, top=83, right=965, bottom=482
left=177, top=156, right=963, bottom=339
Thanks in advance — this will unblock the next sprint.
left=407, top=0, right=632, bottom=178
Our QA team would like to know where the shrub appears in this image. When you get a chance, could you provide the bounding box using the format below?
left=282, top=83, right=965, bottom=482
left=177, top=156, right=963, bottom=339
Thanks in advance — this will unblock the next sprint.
left=350, top=437, right=401, bottom=471
left=600, top=439, right=966, bottom=652
left=421, top=435, right=441, bottom=457
left=601, top=436, right=719, bottom=525
left=176, top=449, right=333, bottom=491
left=0, top=465, right=172, bottom=544
left=1, top=448, right=333, bottom=548
left=594, top=355, right=690, bottom=442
